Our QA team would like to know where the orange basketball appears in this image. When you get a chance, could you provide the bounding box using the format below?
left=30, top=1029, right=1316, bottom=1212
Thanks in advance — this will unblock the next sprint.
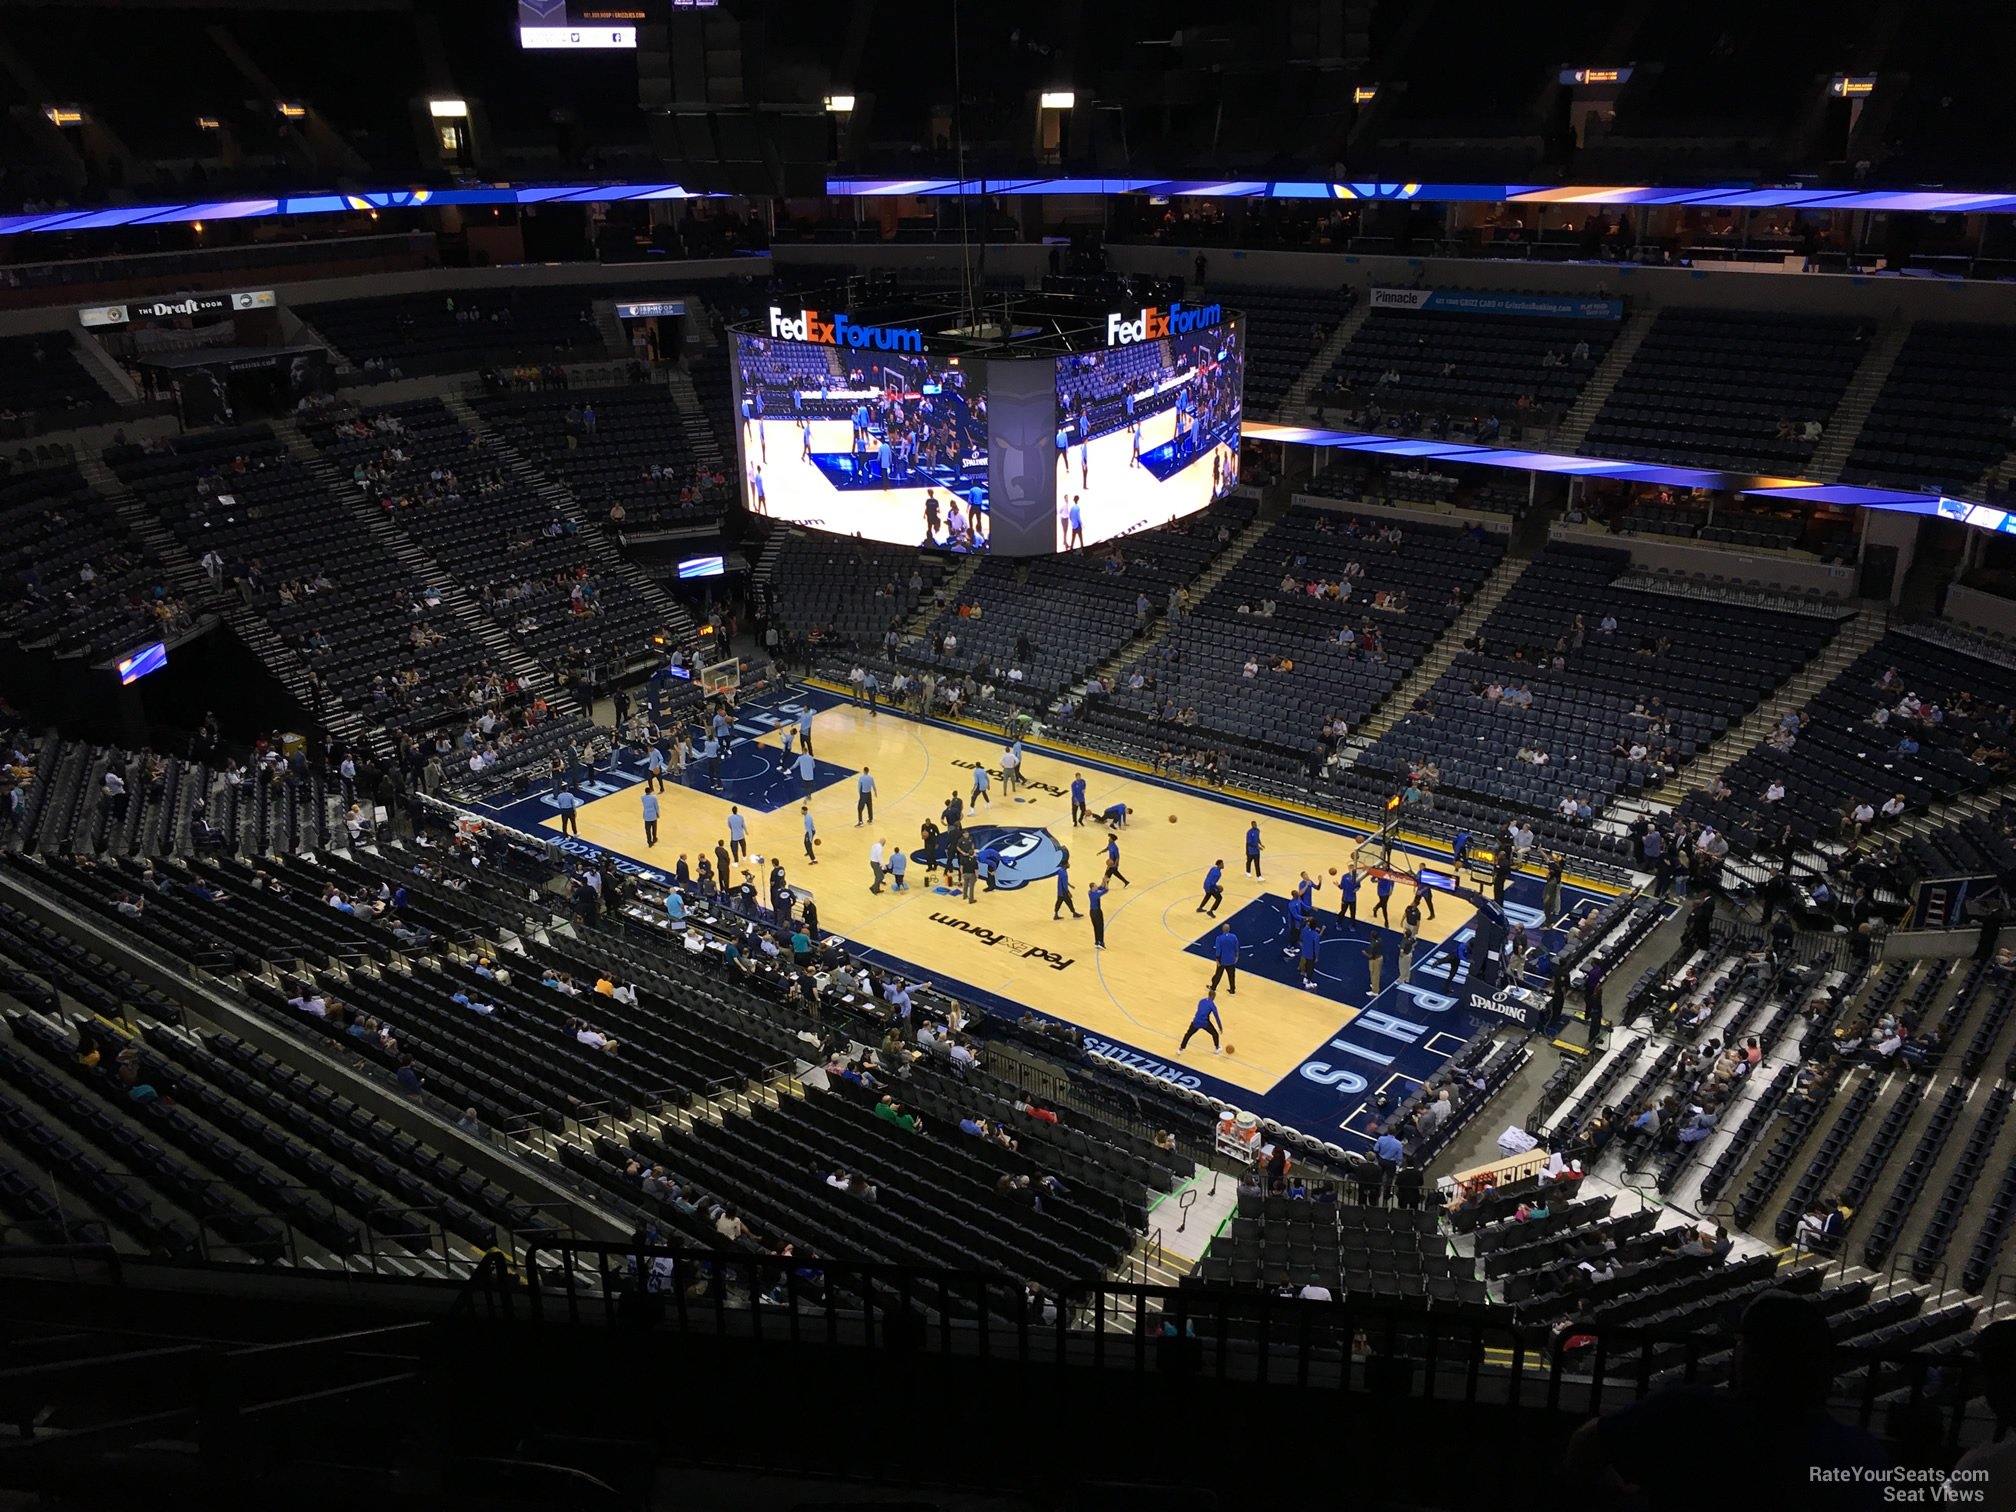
left=1328, top=866, right=1338, bottom=876
left=814, top=838, right=822, bottom=848
left=1168, top=814, right=1178, bottom=824
left=1223, top=1044, right=1236, bottom=1056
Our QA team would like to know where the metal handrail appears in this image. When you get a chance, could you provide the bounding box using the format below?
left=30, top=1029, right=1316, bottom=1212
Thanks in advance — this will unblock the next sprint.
left=490, top=1235, right=1984, bottom=1427
left=1619, top=1168, right=1661, bottom=1212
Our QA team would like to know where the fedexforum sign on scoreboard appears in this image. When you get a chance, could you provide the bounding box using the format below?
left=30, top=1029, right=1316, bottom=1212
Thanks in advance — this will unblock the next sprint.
left=79, top=289, right=276, bottom=327
left=1104, top=300, right=1224, bottom=347
left=766, top=304, right=925, bottom=353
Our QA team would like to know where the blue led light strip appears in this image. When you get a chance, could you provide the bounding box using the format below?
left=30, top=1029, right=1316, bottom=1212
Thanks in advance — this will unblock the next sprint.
left=1241, top=420, right=2012, bottom=536
left=12, top=175, right=2016, bottom=239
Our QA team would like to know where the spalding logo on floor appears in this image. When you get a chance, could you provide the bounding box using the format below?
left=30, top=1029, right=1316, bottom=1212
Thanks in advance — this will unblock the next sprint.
left=913, top=825, right=1069, bottom=891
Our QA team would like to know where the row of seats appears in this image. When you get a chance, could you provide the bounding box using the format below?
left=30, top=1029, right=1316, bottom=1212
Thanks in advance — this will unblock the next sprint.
left=1843, top=323, right=2016, bottom=495
left=1360, top=543, right=1832, bottom=815
left=1585, top=309, right=1869, bottom=474
left=1328, top=303, right=1615, bottom=424
left=106, top=425, right=493, bottom=739
left=470, top=383, right=729, bottom=532
left=301, top=396, right=664, bottom=684
left=0, top=465, right=189, bottom=662
left=303, top=289, right=611, bottom=377
left=1681, top=627, right=2016, bottom=847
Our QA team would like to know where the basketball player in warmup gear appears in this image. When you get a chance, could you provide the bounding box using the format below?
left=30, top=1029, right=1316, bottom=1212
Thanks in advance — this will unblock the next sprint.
left=1198, top=860, right=1225, bottom=915
left=1087, top=882, right=1109, bottom=948
left=1245, top=822, right=1264, bottom=878
left=1297, top=918, right=1322, bottom=990
left=1293, top=870, right=1323, bottom=925
left=1337, top=865, right=1361, bottom=921
left=1208, top=922, right=1239, bottom=993
left=970, top=764, right=991, bottom=807
left=1102, top=833, right=1130, bottom=887
left=1100, top=802, right=1130, bottom=827
left=1069, top=773, right=1088, bottom=827
left=1413, top=870, right=1437, bottom=920
left=1283, top=890, right=1312, bottom=957
left=1054, top=860, right=1080, bottom=919
left=1179, top=990, right=1222, bottom=1053
left=802, top=805, right=818, bottom=863
left=1372, top=871, right=1396, bottom=924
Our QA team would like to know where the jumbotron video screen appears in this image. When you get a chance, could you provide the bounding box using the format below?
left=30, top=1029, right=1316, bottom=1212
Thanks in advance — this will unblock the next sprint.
left=734, top=320, right=992, bottom=553
left=1054, top=305, right=1243, bottom=552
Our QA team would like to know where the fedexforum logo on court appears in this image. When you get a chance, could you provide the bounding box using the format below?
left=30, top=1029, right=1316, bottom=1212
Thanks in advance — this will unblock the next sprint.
left=928, top=913, right=1075, bottom=973
left=951, top=757, right=1067, bottom=799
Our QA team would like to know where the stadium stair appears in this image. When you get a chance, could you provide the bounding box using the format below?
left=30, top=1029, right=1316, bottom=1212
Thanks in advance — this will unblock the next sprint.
left=750, top=532, right=787, bottom=605
left=663, top=367, right=727, bottom=474
left=66, top=329, right=141, bottom=405
left=271, top=417, right=579, bottom=718
left=287, top=310, right=355, bottom=377
left=1282, top=297, right=1374, bottom=421
left=590, top=298, right=629, bottom=358
left=1664, top=607, right=1890, bottom=805
left=440, top=392, right=703, bottom=657
left=903, top=554, right=981, bottom=637
left=1554, top=305, right=1657, bottom=454
left=78, top=452, right=229, bottom=609
left=0, top=862, right=638, bottom=1271
left=1596, top=601, right=1887, bottom=867
left=1986, top=434, right=2016, bottom=503
left=79, top=450, right=349, bottom=746
left=1058, top=510, right=1276, bottom=704
left=1805, top=317, right=1914, bottom=481
left=1340, top=554, right=1533, bottom=758
left=1882, top=784, right=2014, bottom=853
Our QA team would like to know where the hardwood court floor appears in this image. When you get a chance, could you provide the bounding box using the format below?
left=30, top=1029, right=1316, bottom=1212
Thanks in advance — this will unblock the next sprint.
left=554, top=700, right=1484, bottom=1096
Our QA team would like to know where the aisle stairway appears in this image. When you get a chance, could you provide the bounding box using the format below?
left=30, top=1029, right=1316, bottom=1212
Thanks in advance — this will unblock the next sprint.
left=1554, top=306, right=1657, bottom=452
left=1281, top=298, right=1374, bottom=419
left=663, top=368, right=726, bottom=473
left=78, top=452, right=225, bottom=605
left=81, top=450, right=365, bottom=750
left=272, top=418, right=577, bottom=716
left=441, top=393, right=702, bottom=655
left=1805, top=316, right=1913, bottom=481
left=1340, top=555, right=1532, bottom=756
left=290, top=311, right=355, bottom=376
left=904, top=554, right=980, bottom=636
left=590, top=298, right=629, bottom=358
left=1666, top=607, right=1890, bottom=802
left=1063, top=510, right=1275, bottom=699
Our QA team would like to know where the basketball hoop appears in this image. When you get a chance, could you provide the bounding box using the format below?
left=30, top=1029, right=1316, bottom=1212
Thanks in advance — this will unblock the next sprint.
left=700, top=656, right=742, bottom=700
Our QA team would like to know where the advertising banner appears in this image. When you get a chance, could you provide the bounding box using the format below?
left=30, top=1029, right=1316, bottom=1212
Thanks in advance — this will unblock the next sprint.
left=1370, top=287, right=1623, bottom=320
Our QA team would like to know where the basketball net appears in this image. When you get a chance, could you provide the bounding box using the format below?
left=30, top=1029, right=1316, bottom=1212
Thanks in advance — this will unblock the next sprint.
left=700, top=657, right=742, bottom=700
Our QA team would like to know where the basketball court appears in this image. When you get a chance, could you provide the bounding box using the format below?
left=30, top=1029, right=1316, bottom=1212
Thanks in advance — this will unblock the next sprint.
left=464, top=682, right=1623, bottom=1146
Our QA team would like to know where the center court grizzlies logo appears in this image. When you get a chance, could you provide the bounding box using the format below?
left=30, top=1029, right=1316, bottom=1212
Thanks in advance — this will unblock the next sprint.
left=916, top=825, right=1066, bottom=891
